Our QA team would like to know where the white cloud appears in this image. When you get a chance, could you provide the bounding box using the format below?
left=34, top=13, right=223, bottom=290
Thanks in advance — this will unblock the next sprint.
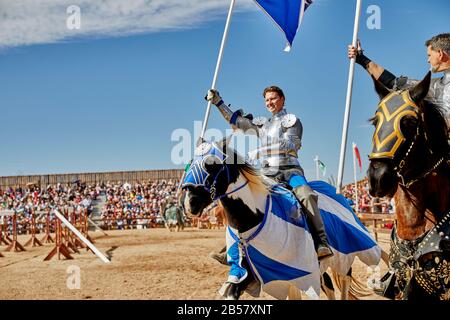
left=0, top=0, right=255, bottom=49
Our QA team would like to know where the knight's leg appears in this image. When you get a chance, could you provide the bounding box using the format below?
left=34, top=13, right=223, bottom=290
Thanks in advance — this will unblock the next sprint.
left=289, top=175, right=333, bottom=261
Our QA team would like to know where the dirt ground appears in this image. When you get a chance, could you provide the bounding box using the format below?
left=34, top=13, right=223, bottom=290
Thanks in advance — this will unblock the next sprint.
left=0, top=227, right=390, bottom=300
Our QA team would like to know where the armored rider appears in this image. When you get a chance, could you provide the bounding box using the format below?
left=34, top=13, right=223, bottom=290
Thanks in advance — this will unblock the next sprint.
left=348, top=33, right=450, bottom=139
left=206, top=85, right=333, bottom=261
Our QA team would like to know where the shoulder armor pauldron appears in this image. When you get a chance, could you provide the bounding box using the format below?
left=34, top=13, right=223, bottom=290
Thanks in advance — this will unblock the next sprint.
left=252, top=116, right=267, bottom=126
left=281, top=114, right=297, bottom=128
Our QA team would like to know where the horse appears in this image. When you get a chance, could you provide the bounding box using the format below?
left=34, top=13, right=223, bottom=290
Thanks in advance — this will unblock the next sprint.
left=367, top=72, right=450, bottom=300
left=181, top=139, right=382, bottom=300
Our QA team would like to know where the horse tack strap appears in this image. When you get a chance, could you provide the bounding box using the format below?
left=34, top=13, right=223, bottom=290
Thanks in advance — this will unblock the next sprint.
left=414, top=209, right=450, bottom=260
left=390, top=210, right=450, bottom=299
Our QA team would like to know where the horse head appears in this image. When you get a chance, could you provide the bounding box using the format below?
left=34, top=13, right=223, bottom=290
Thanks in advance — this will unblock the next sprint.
left=181, top=137, right=241, bottom=217
left=367, top=72, right=434, bottom=197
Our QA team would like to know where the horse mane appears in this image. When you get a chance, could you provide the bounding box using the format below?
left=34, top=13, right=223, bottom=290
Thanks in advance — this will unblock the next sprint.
left=240, top=164, right=275, bottom=194
left=225, top=146, right=274, bottom=194
left=421, top=99, right=449, bottom=157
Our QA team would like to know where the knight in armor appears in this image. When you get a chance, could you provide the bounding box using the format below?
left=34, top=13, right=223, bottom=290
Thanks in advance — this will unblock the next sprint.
left=163, top=197, right=184, bottom=232
left=206, top=85, right=333, bottom=261
left=348, top=33, right=450, bottom=139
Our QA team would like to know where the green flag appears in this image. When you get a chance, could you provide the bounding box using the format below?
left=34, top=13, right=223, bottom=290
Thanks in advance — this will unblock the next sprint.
left=317, top=159, right=326, bottom=176
left=184, top=162, right=191, bottom=172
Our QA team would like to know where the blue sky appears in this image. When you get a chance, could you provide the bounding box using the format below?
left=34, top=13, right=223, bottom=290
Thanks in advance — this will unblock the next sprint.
left=0, top=0, right=449, bottom=184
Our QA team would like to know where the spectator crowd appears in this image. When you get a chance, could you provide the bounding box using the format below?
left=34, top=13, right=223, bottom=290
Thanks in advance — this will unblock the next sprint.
left=341, top=178, right=395, bottom=214
left=0, top=176, right=396, bottom=236
left=0, top=182, right=99, bottom=235
left=0, top=179, right=183, bottom=234
left=100, top=179, right=180, bottom=230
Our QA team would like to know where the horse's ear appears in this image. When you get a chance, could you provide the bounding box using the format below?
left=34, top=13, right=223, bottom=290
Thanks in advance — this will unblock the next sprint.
left=409, top=71, right=431, bottom=104
left=372, top=75, right=391, bottom=100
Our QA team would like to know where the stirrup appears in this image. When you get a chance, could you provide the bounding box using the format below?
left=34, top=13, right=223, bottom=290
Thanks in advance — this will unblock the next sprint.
left=317, top=245, right=333, bottom=261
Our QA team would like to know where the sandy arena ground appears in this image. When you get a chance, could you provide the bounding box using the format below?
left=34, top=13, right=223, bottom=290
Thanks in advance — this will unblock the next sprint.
left=0, top=227, right=390, bottom=300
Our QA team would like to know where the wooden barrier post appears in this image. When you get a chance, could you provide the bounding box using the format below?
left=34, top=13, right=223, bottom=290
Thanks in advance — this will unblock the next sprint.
left=72, top=209, right=85, bottom=249
left=0, top=217, right=9, bottom=246
left=44, top=212, right=73, bottom=261
left=24, top=209, right=43, bottom=247
left=5, top=211, right=26, bottom=252
left=82, top=209, right=94, bottom=247
left=0, top=218, right=4, bottom=255
left=358, top=213, right=396, bottom=242
left=63, top=208, right=79, bottom=254
left=52, top=209, right=110, bottom=264
left=2, top=220, right=12, bottom=244
left=40, top=210, right=54, bottom=243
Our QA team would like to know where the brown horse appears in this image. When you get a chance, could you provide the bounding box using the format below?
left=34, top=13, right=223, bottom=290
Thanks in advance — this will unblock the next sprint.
left=368, top=72, right=450, bottom=300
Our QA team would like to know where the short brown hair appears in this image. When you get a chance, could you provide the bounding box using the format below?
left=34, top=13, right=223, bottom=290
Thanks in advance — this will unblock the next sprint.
left=425, top=33, right=450, bottom=55
left=263, top=86, right=285, bottom=99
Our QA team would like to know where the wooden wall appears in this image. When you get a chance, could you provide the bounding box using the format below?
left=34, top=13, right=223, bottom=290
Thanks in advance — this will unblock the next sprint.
left=0, top=169, right=184, bottom=188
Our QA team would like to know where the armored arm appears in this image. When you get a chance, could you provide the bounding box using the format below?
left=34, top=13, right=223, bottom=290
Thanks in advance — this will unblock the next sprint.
left=206, top=90, right=260, bottom=135
left=280, top=118, right=302, bottom=152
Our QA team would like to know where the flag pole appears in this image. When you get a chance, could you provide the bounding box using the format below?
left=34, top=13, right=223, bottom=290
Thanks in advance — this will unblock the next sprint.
left=336, top=0, right=363, bottom=193
left=314, top=156, right=319, bottom=181
left=352, top=142, right=359, bottom=213
left=200, top=0, right=236, bottom=139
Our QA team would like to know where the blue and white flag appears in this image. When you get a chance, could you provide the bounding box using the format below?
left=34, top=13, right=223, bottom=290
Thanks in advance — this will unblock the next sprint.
left=222, top=181, right=381, bottom=300
left=225, top=186, right=321, bottom=300
left=309, top=181, right=381, bottom=275
left=253, top=0, right=313, bottom=51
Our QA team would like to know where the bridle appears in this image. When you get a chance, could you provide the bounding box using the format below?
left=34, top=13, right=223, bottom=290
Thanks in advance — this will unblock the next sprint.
left=393, top=117, right=446, bottom=189
left=182, top=141, right=249, bottom=203
left=205, top=163, right=247, bottom=201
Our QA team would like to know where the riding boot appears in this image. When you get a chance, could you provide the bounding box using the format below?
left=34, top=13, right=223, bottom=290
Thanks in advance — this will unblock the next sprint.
left=208, top=245, right=229, bottom=266
left=292, top=185, right=334, bottom=260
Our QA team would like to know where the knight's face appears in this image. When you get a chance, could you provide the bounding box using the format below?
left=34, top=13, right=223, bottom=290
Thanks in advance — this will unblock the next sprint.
left=427, top=46, right=446, bottom=73
left=265, top=91, right=285, bottom=115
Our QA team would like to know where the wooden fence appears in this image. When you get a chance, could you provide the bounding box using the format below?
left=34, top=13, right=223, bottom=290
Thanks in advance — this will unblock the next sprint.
left=358, top=213, right=395, bottom=242
left=0, top=169, right=184, bottom=188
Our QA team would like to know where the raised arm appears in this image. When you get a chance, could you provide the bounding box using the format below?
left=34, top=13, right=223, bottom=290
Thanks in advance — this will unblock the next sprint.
left=205, top=89, right=260, bottom=135
left=348, top=40, right=398, bottom=89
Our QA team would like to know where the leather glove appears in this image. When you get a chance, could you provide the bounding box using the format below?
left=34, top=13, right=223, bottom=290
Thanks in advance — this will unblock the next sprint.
left=349, top=40, right=371, bottom=68
left=205, top=89, right=222, bottom=105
